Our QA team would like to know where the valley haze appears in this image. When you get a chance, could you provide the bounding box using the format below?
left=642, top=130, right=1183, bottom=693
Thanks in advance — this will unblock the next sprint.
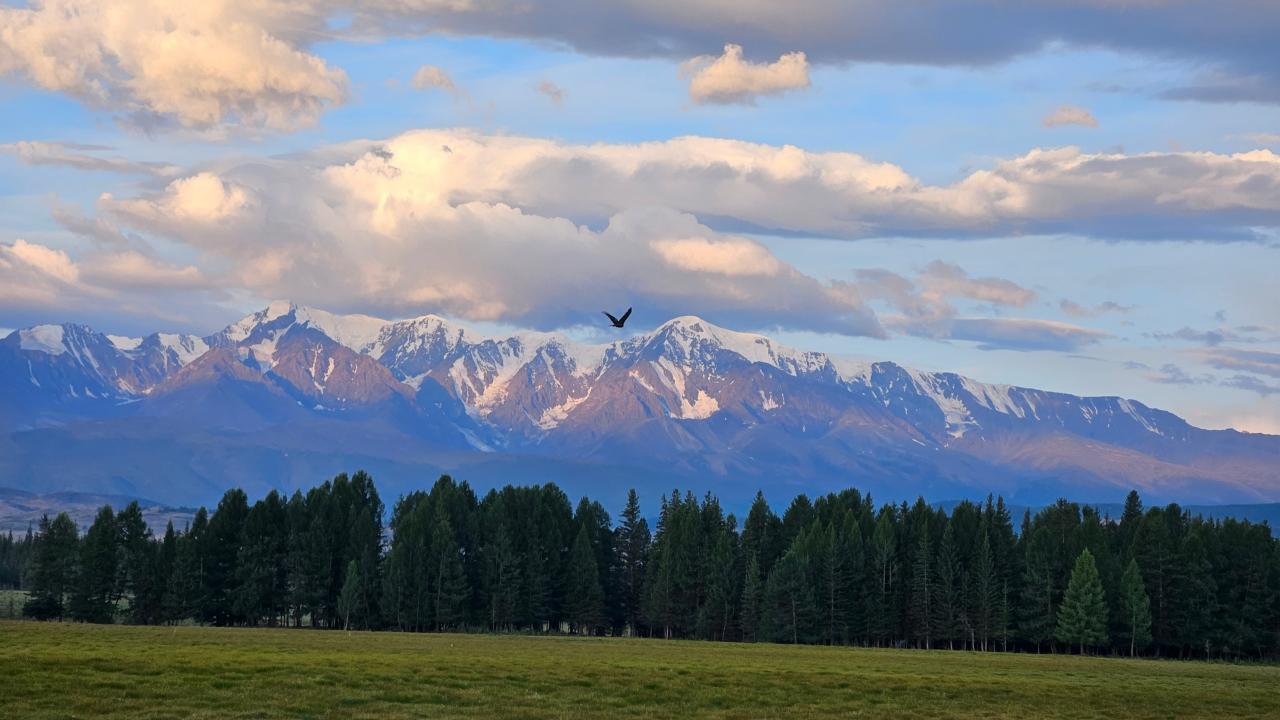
left=2, top=302, right=1275, bottom=510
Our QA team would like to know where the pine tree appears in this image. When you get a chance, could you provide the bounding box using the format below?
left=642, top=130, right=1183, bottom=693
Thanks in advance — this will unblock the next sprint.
left=909, top=523, right=932, bottom=648
left=70, top=506, right=119, bottom=624
left=564, top=525, right=605, bottom=634
left=1118, top=557, right=1152, bottom=656
left=117, top=502, right=159, bottom=624
left=1018, top=527, right=1057, bottom=651
left=429, top=512, right=469, bottom=630
left=338, top=559, right=360, bottom=631
left=739, top=553, right=763, bottom=642
left=969, top=533, right=998, bottom=651
left=1056, top=548, right=1109, bottom=654
left=932, top=520, right=961, bottom=649
left=23, top=513, right=79, bottom=620
left=615, top=489, right=650, bottom=635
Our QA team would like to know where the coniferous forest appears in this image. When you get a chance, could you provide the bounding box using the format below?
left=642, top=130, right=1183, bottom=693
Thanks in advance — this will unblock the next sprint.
left=4, top=472, right=1279, bottom=660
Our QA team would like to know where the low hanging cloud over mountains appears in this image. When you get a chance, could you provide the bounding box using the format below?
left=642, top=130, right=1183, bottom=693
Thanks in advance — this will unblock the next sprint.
left=5, top=128, right=1279, bottom=339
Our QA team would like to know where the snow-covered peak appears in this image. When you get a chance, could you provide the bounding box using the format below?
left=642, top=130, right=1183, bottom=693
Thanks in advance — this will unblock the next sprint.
left=645, top=315, right=836, bottom=380
left=293, top=306, right=389, bottom=352
left=107, top=334, right=143, bottom=351
left=18, top=325, right=67, bottom=354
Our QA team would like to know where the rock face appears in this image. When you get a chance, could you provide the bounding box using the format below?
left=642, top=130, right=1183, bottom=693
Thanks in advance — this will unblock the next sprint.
left=1, top=303, right=1277, bottom=506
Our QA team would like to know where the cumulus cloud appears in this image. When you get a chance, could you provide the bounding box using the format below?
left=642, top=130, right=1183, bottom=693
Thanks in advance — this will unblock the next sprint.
left=411, top=65, right=457, bottom=94
left=159, top=129, right=1279, bottom=243
left=1042, top=105, right=1098, bottom=128
left=1, top=141, right=181, bottom=176
left=683, top=44, right=810, bottom=105
left=94, top=137, right=882, bottom=335
left=0, top=0, right=347, bottom=131
left=536, top=80, right=565, bottom=106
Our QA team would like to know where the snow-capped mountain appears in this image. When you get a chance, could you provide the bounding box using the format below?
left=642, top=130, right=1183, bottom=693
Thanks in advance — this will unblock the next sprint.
left=1, top=302, right=1277, bottom=507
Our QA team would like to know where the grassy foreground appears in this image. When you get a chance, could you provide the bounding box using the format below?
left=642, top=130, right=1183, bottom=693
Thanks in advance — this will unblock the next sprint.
left=2, top=621, right=1278, bottom=719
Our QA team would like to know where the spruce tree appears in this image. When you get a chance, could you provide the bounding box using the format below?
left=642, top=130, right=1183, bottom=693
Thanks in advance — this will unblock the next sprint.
left=429, top=512, right=469, bottom=630
left=1056, top=548, right=1109, bottom=654
left=932, top=520, right=961, bottom=649
left=564, top=525, right=605, bottom=634
left=70, top=506, right=119, bottom=624
left=909, top=523, right=932, bottom=649
left=23, top=513, right=79, bottom=620
left=739, top=553, right=763, bottom=642
left=615, top=489, right=650, bottom=634
left=1118, top=557, right=1153, bottom=656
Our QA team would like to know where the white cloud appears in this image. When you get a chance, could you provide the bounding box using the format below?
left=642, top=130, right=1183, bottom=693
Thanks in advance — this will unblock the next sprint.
left=97, top=138, right=883, bottom=334
left=411, top=65, right=457, bottom=94
left=651, top=237, right=782, bottom=276
left=23, top=127, right=1280, bottom=336
left=1042, top=105, right=1099, bottom=128
left=204, top=130, right=1279, bottom=242
left=683, top=44, right=810, bottom=105
left=0, top=0, right=347, bottom=131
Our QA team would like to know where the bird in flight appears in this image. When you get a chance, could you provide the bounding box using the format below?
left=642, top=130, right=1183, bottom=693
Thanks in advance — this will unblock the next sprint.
left=603, top=307, right=632, bottom=328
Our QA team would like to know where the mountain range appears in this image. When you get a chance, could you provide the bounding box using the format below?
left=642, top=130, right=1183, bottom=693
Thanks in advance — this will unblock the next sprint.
left=2, top=301, right=1277, bottom=508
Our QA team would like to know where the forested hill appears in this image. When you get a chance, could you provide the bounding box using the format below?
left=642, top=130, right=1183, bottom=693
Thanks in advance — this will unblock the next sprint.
left=6, top=472, right=1278, bottom=660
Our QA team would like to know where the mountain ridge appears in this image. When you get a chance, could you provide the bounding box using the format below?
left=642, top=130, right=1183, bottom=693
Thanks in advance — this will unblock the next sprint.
left=1, top=302, right=1276, bottom=507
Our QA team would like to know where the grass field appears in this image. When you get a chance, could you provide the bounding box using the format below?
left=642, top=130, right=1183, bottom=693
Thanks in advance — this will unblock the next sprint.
left=2, top=621, right=1278, bottom=719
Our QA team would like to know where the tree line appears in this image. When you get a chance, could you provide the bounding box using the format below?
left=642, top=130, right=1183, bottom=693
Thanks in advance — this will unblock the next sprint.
left=10, top=472, right=1280, bottom=659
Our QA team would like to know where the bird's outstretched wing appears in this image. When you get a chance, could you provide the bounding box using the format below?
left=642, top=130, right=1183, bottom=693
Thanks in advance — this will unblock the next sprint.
left=619, top=308, right=632, bottom=324
left=603, top=311, right=620, bottom=324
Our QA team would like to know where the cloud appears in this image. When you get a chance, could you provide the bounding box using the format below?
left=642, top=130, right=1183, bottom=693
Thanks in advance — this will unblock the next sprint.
left=1197, top=348, right=1280, bottom=379
left=1, top=141, right=181, bottom=176
left=25, top=127, right=1280, bottom=336
left=156, top=129, right=1280, bottom=243
left=1244, top=133, right=1280, bottom=146
left=1148, top=326, right=1272, bottom=346
left=1042, top=105, right=1098, bottom=128
left=852, top=261, right=1100, bottom=351
left=1146, top=363, right=1210, bottom=386
left=411, top=65, right=457, bottom=94
left=1220, top=374, right=1280, bottom=397
left=1059, top=299, right=1132, bottom=318
left=95, top=138, right=883, bottom=335
left=947, top=317, right=1109, bottom=352
left=536, top=80, right=565, bottom=105
left=0, top=0, right=347, bottom=131
left=343, top=1, right=1280, bottom=105
left=683, top=44, right=809, bottom=105
left=651, top=236, right=783, bottom=276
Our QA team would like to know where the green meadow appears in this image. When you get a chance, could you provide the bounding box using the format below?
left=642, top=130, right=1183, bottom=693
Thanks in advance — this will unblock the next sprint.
left=2, top=620, right=1278, bottom=719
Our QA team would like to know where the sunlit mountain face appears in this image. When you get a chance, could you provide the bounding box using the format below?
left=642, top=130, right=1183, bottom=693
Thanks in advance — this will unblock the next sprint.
left=2, top=303, right=1276, bottom=508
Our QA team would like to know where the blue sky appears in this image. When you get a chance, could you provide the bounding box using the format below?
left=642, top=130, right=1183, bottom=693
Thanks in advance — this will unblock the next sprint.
left=1, top=1, right=1278, bottom=433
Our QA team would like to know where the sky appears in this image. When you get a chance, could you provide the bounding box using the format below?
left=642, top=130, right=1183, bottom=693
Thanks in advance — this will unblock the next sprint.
left=0, top=0, right=1278, bottom=434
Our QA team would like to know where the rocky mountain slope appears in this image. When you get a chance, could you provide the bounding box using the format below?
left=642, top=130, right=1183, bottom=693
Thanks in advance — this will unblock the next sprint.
left=1, top=302, right=1276, bottom=507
